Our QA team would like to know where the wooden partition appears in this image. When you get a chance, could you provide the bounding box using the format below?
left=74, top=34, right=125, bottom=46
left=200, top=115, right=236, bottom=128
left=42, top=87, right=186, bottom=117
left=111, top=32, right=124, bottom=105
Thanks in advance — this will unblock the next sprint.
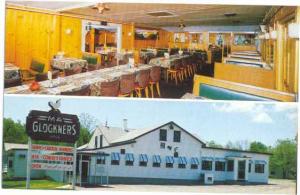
left=231, top=45, right=257, bottom=52
left=193, top=75, right=296, bottom=102
left=214, top=63, right=275, bottom=89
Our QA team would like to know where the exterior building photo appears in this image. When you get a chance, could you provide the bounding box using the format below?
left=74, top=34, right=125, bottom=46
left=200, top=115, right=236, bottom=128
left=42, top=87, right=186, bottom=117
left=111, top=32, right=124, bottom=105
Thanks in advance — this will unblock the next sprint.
left=3, top=121, right=270, bottom=185
left=78, top=121, right=270, bottom=185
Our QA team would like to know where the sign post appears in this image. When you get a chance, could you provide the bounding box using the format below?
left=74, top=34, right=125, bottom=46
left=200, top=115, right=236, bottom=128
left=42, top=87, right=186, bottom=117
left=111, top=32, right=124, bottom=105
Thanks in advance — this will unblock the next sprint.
left=26, top=137, right=32, bottom=189
left=72, top=142, right=77, bottom=190
left=25, top=100, right=80, bottom=190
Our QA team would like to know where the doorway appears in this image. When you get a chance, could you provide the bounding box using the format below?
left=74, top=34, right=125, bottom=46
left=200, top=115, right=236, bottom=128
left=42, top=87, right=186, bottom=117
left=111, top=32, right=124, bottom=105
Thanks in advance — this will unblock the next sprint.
left=237, top=160, right=246, bottom=180
left=81, top=160, right=89, bottom=183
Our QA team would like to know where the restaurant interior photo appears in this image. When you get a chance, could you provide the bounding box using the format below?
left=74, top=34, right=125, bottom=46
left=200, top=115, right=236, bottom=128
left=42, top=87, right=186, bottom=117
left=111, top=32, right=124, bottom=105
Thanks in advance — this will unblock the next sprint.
left=3, top=1, right=300, bottom=101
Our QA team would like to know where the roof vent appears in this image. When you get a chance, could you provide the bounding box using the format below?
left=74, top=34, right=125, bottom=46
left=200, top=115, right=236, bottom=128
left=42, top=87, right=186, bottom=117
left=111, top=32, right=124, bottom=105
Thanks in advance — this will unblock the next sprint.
left=147, top=11, right=175, bottom=17
left=123, top=119, right=128, bottom=132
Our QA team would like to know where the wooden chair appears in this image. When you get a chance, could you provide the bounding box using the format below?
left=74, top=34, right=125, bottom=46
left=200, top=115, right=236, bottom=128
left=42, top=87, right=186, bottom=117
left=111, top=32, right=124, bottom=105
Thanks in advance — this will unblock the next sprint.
left=149, top=66, right=161, bottom=98
left=100, top=79, right=120, bottom=97
left=64, top=66, right=82, bottom=76
left=166, top=60, right=183, bottom=85
left=21, top=60, right=45, bottom=81
left=4, top=78, right=22, bottom=88
left=87, top=64, right=97, bottom=71
left=35, top=70, right=60, bottom=82
left=119, top=73, right=136, bottom=97
left=135, top=69, right=150, bottom=98
left=61, top=85, right=91, bottom=96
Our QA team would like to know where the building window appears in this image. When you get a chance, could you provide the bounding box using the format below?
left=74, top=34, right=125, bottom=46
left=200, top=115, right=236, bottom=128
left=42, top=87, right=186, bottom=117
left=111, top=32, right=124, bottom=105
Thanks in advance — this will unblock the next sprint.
left=178, top=157, right=187, bottom=169
left=139, top=154, right=148, bottom=167
left=125, top=153, right=134, bottom=166
left=160, top=142, right=165, bottom=149
left=227, top=160, right=234, bottom=172
left=248, top=163, right=251, bottom=173
left=255, top=164, right=265, bottom=173
left=174, top=152, right=178, bottom=158
left=99, top=135, right=103, bottom=148
left=153, top=162, right=160, bottom=167
left=159, top=129, right=167, bottom=141
left=202, top=160, right=212, bottom=171
left=97, top=156, right=105, bottom=164
left=153, top=155, right=161, bottom=168
left=8, top=160, right=13, bottom=168
left=120, top=149, right=126, bottom=154
left=173, top=131, right=181, bottom=142
left=95, top=136, right=98, bottom=148
left=166, top=156, right=174, bottom=168
left=111, top=152, right=120, bottom=165
left=191, top=157, right=199, bottom=169
left=215, top=161, right=225, bottom=171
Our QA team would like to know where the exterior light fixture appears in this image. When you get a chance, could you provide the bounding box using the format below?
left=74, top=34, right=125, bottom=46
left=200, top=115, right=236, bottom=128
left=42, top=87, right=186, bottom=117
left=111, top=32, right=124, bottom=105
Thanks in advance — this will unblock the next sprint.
left=288, top=23, right=300, bottom=39
left=270, top=30, right=277, bottom=39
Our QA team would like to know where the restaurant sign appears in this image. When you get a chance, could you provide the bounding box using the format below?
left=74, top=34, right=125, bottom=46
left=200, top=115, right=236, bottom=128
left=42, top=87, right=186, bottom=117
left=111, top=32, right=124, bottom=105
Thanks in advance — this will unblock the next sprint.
left=26, top=110, right=80, bottom=143
left=31, top=162, right=73, bottom=171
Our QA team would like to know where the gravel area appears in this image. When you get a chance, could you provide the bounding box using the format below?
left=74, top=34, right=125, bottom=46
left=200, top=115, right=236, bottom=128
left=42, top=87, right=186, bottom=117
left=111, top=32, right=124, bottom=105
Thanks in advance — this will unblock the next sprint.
left=76, top=179, right=296, bottom=194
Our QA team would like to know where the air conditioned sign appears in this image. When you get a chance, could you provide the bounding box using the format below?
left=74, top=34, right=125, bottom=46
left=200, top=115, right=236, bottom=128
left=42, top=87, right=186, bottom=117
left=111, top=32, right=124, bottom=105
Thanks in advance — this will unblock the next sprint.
left=26, top=110, right=80, bottom=143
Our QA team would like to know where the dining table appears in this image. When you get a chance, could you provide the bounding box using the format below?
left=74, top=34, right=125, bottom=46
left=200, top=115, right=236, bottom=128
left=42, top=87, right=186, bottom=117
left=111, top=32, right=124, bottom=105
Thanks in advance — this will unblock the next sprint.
left=4, top=63, right=21, bottom=80
left=51, top=57, right=88, bottom=70
left=148, top=54, right=191, bottom=69
left=223, top=57, right=270, bottom=69
left=4, top=64, right=152, bottom=96
left=231, top=51, right=260, bottom=56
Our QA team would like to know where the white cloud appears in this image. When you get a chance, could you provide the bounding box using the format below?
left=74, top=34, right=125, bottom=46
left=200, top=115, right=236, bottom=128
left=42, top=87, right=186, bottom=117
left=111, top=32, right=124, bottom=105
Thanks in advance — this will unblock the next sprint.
left=213, top=102, right=272, bottom=124
left=252, top=112, right=273, bottom=123
left=274, top=103, right=297, bottom=112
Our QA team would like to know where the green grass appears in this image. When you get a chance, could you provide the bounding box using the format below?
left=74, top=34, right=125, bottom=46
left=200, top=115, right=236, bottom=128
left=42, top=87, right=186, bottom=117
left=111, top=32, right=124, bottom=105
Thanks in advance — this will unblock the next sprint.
left=2, top=179, right=67, bottom=189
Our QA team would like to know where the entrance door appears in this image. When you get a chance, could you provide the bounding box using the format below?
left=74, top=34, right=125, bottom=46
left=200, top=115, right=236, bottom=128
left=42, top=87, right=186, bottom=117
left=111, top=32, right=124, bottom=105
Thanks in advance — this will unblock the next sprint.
left=238, top=160, right=246, bottom=180
left=81, top=161, right=89, bottom=183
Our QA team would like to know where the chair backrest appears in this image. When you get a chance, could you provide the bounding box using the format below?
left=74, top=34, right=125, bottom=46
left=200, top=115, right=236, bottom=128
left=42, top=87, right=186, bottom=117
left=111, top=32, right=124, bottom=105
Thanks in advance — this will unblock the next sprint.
left=52, top=70, right=60, bottom=79
left=30, top=60, right=45, bottom=73
left=120, top=73, right=135, bottom=94
left=61, top=85, right=90, bottom=96
left=100, top=79, right=120, bottom=97
left=64, top=66, right=82, bottom=76
left=136, top=69, right=150, bottom=88
left=4, top=78, right=22, bottom=88
left=150, top=66, right=161, bottom=82
left=35, top=73, right=48, bottom=82
left=88, top=64, right=97, bottom=71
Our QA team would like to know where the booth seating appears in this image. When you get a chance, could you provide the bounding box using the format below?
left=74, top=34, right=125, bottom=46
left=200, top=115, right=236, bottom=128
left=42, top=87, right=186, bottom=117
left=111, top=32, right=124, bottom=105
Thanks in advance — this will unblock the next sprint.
left=20, top=60, right=45, bottom=81
left=82, top=52, right=101, bottom=70
left=193, top=75, right=296, bottom=102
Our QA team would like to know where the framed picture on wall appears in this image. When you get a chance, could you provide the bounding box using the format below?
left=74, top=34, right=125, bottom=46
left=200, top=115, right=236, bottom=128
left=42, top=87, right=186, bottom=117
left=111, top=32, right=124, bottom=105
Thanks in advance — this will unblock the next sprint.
left=135, top=29, right=158, bottom=40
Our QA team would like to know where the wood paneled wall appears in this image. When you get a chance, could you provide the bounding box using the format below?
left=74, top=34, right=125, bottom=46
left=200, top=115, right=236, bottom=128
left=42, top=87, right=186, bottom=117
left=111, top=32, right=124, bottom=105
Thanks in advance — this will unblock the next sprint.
left=134, top=29, right=170, bottom=49
left=214, top=63, right=275, bottom=89
left=5, top=8, right=82, bottom=71
left=262, top=6, right=299, bottom=93
left=121, top=23, right=134, bottom=50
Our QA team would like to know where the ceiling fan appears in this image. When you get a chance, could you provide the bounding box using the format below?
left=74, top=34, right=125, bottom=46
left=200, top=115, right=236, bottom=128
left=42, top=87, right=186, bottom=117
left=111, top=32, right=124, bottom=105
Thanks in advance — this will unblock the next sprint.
left=93, top=3, right=110, bottom=14
left=178, top=20, right=186, bottom=30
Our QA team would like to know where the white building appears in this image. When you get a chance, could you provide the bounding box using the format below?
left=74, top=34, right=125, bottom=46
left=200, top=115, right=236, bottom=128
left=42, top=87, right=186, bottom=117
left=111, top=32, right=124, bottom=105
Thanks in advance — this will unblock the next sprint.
left=78, top=121, right=270, bottom=185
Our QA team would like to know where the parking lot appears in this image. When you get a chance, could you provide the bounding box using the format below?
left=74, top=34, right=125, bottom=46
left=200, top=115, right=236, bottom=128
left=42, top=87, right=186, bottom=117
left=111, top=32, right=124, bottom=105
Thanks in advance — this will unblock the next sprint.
left=76, top=179, right=296, bottom=194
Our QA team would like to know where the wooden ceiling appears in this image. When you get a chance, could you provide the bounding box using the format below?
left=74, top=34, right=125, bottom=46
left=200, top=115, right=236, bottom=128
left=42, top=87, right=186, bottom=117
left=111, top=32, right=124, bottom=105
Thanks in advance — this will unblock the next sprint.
left=6, top=1, right=273, bottom=28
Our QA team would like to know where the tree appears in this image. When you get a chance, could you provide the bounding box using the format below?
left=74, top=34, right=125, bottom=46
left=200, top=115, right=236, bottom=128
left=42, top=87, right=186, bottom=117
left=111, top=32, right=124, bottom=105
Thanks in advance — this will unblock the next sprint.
left=3, top=118, right=28, bottom=144
left=270, top=139, right=297, bottom=179
left=79, top=113, right=98, bottom=132
left=207, top=140, right=223, bottom=148
left=249, top=141, right=268, bottom=153
left=77, top=127, right=92, bottom=147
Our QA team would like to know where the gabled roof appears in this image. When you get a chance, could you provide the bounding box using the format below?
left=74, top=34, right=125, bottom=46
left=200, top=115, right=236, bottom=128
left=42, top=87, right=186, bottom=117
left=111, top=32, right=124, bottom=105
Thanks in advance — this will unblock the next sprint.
left=4, top=143, right=28, bottom=151
left=80, top=121, right=206, bottom=151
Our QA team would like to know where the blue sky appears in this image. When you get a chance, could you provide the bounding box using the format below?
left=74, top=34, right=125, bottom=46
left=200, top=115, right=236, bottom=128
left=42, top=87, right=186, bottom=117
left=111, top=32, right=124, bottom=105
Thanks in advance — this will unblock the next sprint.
left=3, top=95, right=298, bottom=147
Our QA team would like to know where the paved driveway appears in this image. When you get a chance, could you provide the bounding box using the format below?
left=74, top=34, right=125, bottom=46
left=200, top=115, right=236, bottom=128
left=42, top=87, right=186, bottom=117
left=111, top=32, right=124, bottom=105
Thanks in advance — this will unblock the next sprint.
left=76, top=179, right=296, bottom=194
